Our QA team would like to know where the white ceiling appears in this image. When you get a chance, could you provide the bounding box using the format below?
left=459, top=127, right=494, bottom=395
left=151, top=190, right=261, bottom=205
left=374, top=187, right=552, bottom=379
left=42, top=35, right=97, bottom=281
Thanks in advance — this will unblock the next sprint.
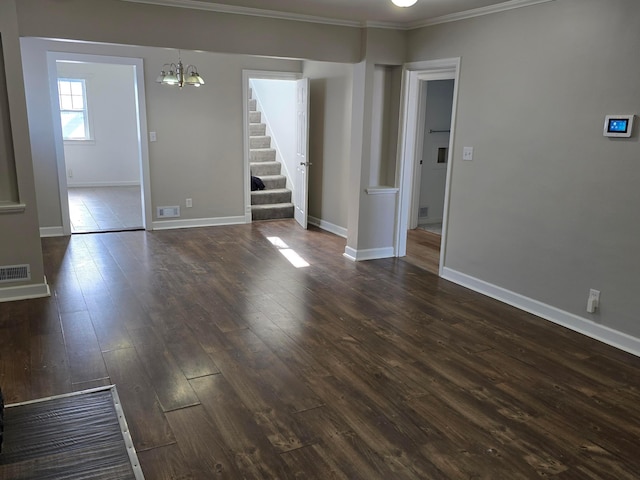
left=126, top=0, right=551, bottom=28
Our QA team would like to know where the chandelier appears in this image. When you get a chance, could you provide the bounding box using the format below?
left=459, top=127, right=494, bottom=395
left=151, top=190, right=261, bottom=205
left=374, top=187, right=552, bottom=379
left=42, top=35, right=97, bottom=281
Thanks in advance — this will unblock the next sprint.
left=156, top=53, right=204, bottom=88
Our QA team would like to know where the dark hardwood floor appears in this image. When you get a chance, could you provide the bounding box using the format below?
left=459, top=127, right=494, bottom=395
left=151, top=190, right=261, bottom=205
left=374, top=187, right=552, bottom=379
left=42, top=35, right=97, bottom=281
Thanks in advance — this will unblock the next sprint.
left=405, top=228, right=441, bottom=275
left=2, top=219, right=640, bottom=479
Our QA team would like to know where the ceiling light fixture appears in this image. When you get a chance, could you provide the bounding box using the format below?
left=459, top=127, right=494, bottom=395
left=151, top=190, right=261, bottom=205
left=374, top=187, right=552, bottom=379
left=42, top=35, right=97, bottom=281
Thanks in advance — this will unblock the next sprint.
left=156, top=52, right=204, bottom=88
left=391, top=0, right=417, bottom=6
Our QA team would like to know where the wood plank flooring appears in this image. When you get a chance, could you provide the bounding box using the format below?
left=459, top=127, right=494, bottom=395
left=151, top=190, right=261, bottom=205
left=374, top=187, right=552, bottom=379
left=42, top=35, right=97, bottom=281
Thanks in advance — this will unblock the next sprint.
left=2, top=219, right=640, bottom=479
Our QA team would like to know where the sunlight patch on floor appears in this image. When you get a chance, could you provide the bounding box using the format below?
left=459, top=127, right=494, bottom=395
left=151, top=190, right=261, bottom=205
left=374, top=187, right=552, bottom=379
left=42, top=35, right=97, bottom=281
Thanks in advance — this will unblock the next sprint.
left=267, top=236, right=310, bottom=268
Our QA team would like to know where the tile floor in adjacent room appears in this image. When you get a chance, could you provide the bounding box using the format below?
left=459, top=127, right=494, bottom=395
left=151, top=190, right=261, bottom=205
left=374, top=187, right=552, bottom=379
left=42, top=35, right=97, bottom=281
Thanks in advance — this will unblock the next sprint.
left=67, top=186, right=143, bottom=233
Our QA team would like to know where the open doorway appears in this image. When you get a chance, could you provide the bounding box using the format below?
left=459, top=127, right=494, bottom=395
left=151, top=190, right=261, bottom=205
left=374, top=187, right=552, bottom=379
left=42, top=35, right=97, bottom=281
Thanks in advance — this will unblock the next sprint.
left=242, top=71, right=309, bottom=228
left=414, top=79, right=454, bottom=235
left=48, top=53, right=151, bottom=235
left=396, top=59, right=460, bottom=276
left=404, top=79, right=454, bottom=274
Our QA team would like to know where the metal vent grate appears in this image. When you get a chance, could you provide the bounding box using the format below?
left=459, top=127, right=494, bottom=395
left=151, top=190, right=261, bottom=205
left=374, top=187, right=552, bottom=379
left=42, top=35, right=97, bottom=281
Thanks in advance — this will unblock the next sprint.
left=0, top=264, right=31, bottom=283
left=419, top=207, right=429, bottom=218
left=157, top=206, right=180, bottom=218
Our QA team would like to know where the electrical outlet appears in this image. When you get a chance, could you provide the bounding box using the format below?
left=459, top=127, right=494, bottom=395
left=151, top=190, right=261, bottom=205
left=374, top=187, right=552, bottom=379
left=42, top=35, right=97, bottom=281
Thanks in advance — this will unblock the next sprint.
left=463, top=147, right=474, bottom=161
left=68, top=168, right=73, bottom=178
left=185, top=198, right=193, bottom=208
left=149, top=131, right=157, bottom=142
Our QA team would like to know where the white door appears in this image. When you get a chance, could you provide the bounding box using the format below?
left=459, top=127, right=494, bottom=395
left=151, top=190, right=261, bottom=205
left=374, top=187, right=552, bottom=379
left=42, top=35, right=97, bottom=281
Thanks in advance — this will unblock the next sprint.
left=294, top=78, right=310, bottom=228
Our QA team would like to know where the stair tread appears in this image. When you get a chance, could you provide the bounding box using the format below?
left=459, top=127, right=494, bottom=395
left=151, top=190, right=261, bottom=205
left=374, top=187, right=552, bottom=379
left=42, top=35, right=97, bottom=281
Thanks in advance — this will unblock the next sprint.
left=250, top=161, right=279, bottom=166
left=251, top=202, right=294, bottom=209
left=250, top=148, right=276, bottom=151
left=251, top=188, right=290, bottom=195
left=254, top=174, right=285, bottom=179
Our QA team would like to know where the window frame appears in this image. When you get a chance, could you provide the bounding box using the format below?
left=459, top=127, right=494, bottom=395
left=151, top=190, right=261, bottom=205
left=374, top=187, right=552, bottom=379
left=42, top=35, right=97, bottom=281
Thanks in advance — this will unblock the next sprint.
left=57, top=77, right=94, bottom=143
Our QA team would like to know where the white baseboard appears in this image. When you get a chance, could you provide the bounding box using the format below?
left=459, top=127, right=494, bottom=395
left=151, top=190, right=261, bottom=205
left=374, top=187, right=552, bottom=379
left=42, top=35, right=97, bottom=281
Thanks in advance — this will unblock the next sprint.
left=40, top=226, right=65, bottom=237
left=343, top=246, right=394, bottom=262
left=442, top=267, right=640, bottom=358
left=308, top=216, right=347, bottom=238
left=0, top=279, right=50, bottom=302
left=67, top=181, right=141, bottom=188
left=152, top=215, right=246, bottom=231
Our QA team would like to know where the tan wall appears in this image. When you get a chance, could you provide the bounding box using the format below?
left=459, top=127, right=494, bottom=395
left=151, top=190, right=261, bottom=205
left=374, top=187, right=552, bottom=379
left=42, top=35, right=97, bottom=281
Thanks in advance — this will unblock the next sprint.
left=407, top=0, right=640, bottom=338
left=0, top=0, right=45, bottom=292
left=21, top=38, right=303, bottom=228
left=16, top=0, right=362, bottom=63
left=303, top=60, right=353, bottom=232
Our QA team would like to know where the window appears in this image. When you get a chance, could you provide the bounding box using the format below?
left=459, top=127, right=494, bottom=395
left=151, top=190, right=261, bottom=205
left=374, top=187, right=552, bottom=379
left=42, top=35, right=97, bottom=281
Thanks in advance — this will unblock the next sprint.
left=57, top=78, right=91, bottom=141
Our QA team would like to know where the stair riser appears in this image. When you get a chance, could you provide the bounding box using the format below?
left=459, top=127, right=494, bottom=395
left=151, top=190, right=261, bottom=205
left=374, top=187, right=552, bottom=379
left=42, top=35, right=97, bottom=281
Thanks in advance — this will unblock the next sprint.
left=250, top=124, right=266, bottom=136
left=261, top=176, right=286, bottom=189
left=249, top=99, right=257, bottom=111
left=251, top=162, right=281, bottom=176
left=251, top=190, right=292, bottom=205
left=250, top=149, right=276, bottom=162
left=250, top=136, right=271, bottom=148
left=252, top=204, right=294, bottom=221
left=249, top=111, right=261, bottom=123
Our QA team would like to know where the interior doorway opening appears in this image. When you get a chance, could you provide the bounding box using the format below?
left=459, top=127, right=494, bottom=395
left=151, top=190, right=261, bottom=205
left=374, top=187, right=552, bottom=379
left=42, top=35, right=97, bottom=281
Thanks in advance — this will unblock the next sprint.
left=242, top=71, right=309, bottom=229
left=396, top=59, right=460, bottom=276
left=48, top=52, right=151, bottom=236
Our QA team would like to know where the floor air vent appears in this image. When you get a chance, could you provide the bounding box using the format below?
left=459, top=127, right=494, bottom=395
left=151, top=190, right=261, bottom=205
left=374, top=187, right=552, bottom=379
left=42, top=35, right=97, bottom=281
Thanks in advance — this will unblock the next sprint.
left=0, top=264, right=31, bottom=283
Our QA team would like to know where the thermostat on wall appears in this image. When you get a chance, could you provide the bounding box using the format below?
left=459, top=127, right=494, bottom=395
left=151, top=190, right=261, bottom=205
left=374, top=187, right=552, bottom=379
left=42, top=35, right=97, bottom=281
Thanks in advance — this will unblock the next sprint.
left=603, top=114, right=634, bottom=138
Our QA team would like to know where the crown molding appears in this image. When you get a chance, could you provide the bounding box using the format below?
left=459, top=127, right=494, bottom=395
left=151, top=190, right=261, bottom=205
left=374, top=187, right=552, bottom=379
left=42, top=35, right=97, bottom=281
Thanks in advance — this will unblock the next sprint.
left=120, top=0, right=555, bottom=30
left=120, top=0, right=363, bottom=27
left=404, top=0, right=555, bottom=30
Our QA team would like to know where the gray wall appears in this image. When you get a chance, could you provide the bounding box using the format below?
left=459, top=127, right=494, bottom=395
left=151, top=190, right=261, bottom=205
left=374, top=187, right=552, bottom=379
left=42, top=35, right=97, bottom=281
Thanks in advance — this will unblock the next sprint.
left=407, top=0, right=640, bottom=338
left=16, top=0, right=361, bottom=63
left=0, top=0, right=45, bottom=292
left=303, top=61, right=353, bottom=233
left=21, top=38, right=302, bottom=228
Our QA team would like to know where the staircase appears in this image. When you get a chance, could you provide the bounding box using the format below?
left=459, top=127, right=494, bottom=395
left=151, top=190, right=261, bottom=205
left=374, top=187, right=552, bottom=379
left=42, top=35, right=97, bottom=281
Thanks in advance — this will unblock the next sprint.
left=249, top=91, right=294, bottom=221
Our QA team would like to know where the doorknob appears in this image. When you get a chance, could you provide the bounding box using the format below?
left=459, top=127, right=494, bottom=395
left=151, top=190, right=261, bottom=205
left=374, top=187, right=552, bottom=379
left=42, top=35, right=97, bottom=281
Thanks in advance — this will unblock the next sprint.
left=299, top=162, right=313, bottom=166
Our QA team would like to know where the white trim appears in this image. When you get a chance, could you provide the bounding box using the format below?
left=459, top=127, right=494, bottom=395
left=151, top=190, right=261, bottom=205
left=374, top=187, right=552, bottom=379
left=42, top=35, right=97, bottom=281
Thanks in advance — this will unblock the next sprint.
left=40, top=226, right=65, bottom=237
left=442, top=267, right=640, bottom=358
left=0, top=280, right=50, bottom=302
left=151, top=215, right=246, bottom=231
left=365, top=186, right=399, bottom=195
left=395, top=58, right=460, bottom=279
left=308, top=216, right=347, bottom=238
left=121, top=0, right=554, bottom=30
left=67, top=181, right=141, bottom=188
left=47, top=52, right=152, bottom=236
left=405, top=0, right=555, bottom=29
left=343, top=246, right=394, bottom=262
left=0, top=203, right=27, bottom=214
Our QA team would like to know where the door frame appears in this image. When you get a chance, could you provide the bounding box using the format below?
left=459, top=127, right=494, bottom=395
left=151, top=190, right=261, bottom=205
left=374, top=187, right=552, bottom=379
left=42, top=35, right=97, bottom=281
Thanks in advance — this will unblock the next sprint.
left=395, top=58, right=460, bottom=276
left=242, top=70, right=302, bottom=224
left=47, top=52, right=152, bottom=235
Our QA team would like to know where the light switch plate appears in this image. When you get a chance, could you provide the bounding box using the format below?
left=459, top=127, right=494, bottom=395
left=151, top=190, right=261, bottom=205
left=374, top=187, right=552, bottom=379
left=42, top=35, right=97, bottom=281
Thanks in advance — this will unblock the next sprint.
left=463, top=147, right=473, bottom=161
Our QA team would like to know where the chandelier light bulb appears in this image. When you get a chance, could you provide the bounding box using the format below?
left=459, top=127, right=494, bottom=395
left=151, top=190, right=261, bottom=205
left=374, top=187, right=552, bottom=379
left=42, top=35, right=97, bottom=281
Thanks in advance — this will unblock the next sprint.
left=391, top=0, right=417, bottom=6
